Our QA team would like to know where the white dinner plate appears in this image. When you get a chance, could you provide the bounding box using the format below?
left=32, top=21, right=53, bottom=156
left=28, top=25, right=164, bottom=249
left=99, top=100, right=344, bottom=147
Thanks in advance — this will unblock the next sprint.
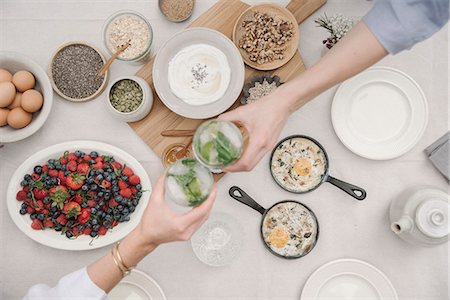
left=6, top=141, right=151, bottom=251
left=109, top=269, right=166, bottom=300
left=332, top=67, right=428, bottom=160
left=153, top=27, right=245, bottom=119
left=301, top=258, right=398, bottom=300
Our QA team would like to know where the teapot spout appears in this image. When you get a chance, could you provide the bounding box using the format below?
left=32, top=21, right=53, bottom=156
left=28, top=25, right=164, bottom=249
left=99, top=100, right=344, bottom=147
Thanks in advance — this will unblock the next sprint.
left=391, top=216, right=413, bottom=234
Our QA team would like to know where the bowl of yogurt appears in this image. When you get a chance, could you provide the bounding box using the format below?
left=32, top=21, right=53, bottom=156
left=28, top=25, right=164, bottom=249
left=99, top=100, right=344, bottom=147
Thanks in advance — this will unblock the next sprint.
left=153, top=28, right=245, bottom=119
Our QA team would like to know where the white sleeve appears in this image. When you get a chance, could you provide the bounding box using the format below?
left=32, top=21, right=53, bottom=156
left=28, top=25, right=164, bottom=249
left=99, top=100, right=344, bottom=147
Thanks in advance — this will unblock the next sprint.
left=23, top=267, right=107, bottom=300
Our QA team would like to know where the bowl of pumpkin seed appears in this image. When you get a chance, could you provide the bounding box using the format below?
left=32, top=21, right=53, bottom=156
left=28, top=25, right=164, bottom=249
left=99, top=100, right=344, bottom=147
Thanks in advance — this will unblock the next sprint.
left=106, top=75, right=153, bottom=122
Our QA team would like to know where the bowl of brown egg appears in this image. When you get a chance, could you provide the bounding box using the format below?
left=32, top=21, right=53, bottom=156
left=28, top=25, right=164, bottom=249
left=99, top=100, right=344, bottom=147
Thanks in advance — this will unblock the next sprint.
left=0, top=52, right=53, bottom=143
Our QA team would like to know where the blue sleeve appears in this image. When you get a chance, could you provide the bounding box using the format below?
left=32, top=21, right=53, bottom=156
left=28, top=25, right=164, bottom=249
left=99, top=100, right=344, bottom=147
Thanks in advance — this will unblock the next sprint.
left=363, top=0, right=449, bottom=54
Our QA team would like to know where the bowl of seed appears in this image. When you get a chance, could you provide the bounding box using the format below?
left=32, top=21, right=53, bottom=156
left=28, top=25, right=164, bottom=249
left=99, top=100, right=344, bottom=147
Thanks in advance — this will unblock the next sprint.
left=241, top=74, right=282, bottom=105
left=49, top=41, right=108, bottom=102
left=159, top=0, right=195, bottom=23
left=106, top=75, right=153, bottom=123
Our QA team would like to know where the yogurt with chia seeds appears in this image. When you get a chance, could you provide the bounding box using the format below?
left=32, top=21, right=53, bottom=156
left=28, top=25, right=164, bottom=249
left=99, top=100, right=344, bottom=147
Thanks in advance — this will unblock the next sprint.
left=168, top=44, right=231, bottom=106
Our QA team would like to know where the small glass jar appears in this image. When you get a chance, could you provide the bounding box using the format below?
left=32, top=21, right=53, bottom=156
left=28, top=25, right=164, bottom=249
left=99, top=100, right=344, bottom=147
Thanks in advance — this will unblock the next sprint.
left=103, top=10, right=153, bottom=65
left=193, top=120, right=244, bottom=173
left=165, top=158, right=214, bottom=207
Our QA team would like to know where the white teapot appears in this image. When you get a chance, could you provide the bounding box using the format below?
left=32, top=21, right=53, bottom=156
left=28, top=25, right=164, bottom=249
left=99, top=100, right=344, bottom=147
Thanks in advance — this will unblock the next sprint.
left=389, top=186, right=449, bottom=246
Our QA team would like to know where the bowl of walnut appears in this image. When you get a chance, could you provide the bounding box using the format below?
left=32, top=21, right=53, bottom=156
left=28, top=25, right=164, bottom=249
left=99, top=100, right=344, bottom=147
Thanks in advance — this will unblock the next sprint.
left=233, top=4, right=299, bottom=71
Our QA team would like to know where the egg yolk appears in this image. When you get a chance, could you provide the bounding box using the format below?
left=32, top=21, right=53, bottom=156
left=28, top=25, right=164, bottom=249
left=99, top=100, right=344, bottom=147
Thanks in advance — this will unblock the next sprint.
left=268, top=227, right=289, bottom=248
left=293, top=159, right=312, bottom=176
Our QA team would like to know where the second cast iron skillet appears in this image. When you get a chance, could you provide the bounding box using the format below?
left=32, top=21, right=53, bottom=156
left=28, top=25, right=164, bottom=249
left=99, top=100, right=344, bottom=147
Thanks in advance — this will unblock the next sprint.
left=270, top=135, right=367, bottom=201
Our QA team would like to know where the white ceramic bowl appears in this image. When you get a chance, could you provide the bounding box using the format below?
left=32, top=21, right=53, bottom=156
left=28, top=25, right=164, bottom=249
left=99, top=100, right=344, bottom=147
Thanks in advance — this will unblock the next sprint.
left=0, top=52, right=53, bottom=144
left=153, top=28, right=245, bottom=119
left=106, top=76, right=153, bottom=122
left=7, top=141, right=152, bottom=251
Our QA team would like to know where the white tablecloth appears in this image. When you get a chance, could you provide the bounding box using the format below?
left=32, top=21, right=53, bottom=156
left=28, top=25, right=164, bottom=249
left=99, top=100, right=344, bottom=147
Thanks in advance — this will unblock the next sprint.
left=1, top=0, right=449, bottom=299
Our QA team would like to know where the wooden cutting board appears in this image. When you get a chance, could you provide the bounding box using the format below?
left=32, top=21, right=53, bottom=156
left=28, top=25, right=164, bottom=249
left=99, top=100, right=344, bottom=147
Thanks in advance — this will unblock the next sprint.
left=131, top=0, right=326, bottom=172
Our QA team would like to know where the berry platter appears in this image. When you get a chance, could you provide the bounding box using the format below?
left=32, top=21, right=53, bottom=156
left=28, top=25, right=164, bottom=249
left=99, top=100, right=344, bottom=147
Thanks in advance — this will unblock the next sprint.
left=6, top=141, right=151, bottom=251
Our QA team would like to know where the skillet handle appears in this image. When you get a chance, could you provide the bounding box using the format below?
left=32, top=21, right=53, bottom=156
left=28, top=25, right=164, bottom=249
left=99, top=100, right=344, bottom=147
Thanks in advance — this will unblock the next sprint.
left=326, top=176, right=367, bottom=201
left=229, top=186, right=266, bottom=214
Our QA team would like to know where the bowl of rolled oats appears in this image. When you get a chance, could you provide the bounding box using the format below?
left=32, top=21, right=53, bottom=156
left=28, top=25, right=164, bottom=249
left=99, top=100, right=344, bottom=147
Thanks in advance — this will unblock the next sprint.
left=233, top=4, right=299, bottom=71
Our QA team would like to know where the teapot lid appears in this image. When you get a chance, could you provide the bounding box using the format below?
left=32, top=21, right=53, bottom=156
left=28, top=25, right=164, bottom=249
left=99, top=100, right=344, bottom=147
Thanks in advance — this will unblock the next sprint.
left=416, top=199, right=449, bottom=238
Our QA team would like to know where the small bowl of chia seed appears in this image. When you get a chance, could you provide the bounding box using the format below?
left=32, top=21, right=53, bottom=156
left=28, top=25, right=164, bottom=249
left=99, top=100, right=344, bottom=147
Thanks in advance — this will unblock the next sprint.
left=106, top=75, right=153, bottom=123
left=49, top=41, right=109, bottom=102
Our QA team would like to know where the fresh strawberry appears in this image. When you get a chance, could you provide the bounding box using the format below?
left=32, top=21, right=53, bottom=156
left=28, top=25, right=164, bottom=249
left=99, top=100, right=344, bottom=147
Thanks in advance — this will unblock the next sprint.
left=101, top=180, right=111, bottom=189
left=98, top=226, right=107, bottom=236
left=73, top=194, right=82, bottom=204
left=77, top=157, right=83, bottom=163
left=83, top=227, right=92, bottom=235
left=111, top=220, right=118, bottom=227
left=58, top=170, right=66, bottom=185
left=34, top=200, right=44, bottom=212
left=71, top=227, right=79, bottom=236
left=56, top=214, right=67, bottom=225
left=128, top=175, right=140, bottom=185
left=95, top=157, right=104, bottom=163
left=42, top=164, right=49, bottom=173
left=41, top=209, right=49, bottom=215
left=109, top=198, right=119, bottom=208
left=26, top=206, right=35, bottom=214
left=68, top=152, right=77, bottom=161
left=93, top=162, right=103, bottom=170
left=63, top=201, right=81, bottom=218
left=23, top=186, right=30, bottom=193
left=31, top=219, right=43, bottom=230
left=67, top=160, right=77, bottom=172
left=45, top=203, right=51, bottom=210
left=84, top=154, right=92, bottom=162
left=33, top=188, right=47, bottom=200
left=16, top=190, right=27, bottom=201
left=77, top=208, right=90, bottom=224
left=118, top=181, right=128, bottom=190
left=44, top=219, right=54, bottom=228
left=111, top=161, right=122, bottom=169
left=49, top=185, right=69, bottom=209
left=31, top=173, right=40, bottom=180
left=60, top=157, right=68, bottom=165
left=130, top=187, right=137, bottom=195
left=119, top=188, right=132, bottom=198
left=66, top=173, right=85, bottom=190
left=87, top=200, right=97, bottom=208
left=122, top=166, right=133, bottom=177
left=48, top=169, right=58, bottom=177
left=77, top=163, right=90, bottom=175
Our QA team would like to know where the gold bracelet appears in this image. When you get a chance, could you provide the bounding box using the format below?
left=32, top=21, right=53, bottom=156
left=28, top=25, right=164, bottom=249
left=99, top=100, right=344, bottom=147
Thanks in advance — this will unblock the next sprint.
left=111, top=242, right=135, bottom=276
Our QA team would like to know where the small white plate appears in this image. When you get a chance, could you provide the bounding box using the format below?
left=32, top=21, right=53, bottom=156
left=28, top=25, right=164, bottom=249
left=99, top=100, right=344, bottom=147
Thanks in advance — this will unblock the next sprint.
left=153, top=27, right=245, bottom=119
left=332, top=67, right=428, bottom=160
left=301, top=258, right=398, bottom=300
left=109, top=269, right=166, bottom=300
left=6, top=141, right=151, bottom=251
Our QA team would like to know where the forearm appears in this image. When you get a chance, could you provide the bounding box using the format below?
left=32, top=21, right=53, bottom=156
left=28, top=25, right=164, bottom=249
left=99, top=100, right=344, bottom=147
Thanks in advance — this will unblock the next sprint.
left=280, top=21, right=388, bottom=112
left=87, top=224, right=156, bottom=293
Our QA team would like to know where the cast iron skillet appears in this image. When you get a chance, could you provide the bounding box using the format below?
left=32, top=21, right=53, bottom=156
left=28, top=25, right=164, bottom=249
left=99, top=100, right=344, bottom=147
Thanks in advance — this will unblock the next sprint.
left=229, top=186, right=319, bottom=259
left=270, top=135, right=367, bottom=201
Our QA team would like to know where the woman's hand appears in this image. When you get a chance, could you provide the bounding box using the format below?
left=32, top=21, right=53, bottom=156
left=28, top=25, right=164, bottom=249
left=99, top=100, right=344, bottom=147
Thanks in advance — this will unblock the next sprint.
left=219, top=87, right=293, bottom=172
left=136, top=174, right=217, bottom=248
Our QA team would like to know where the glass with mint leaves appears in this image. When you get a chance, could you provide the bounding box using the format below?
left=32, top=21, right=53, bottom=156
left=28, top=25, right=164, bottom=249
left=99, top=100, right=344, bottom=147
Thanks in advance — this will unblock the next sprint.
left=193, top=120, right=244, bottom=173
left=166, top=158, right=214, bottom=207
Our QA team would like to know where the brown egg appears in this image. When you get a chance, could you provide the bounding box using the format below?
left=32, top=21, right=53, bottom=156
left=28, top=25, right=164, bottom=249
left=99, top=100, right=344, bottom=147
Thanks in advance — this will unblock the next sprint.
left=12, top=70, right=35, bottom=92
left=0, top=69, right=13, bottom=82
left=0, top=108, right=9, bottom=126
left=8, top=92, right=22, bottom=109
left=7, top=107, right=32, bottom=129
left=21, top=89, right=43, bottom=113
left=0, top=81, right=16, bottom=108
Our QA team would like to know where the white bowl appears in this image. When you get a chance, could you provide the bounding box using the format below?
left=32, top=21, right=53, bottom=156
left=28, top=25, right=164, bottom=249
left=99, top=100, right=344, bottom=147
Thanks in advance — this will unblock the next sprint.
left=106, top=76, right=153, bottom=123
left=7, top=140, right=152, bottom=251
left=0, top=52, right=53, bottom=143
left=153, top=27, right=245, bottom=119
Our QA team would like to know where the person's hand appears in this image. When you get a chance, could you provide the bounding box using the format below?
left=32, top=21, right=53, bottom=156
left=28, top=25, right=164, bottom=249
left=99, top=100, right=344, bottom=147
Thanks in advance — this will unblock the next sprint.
left=219, top=88, right=292, bottom=172
left=136, top=174, right=217, bottom=247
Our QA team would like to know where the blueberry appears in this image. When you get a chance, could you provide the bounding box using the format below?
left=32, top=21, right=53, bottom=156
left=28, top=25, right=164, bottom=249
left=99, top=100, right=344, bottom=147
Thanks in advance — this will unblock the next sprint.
left=50, top=206, right=57, bottom=213
left=123, top=216, right=130, bottom=222
left=132, top=199, right=139, bottom=206
left=90, top=231, right=98, bottom=237
left=30, top=214, right=37, bottom=220
left=87, top=178, right=94, bottom=184
left=19, top=208, right=27, bottom=215
left=112, top=186, right=119, bottom=193
left=97, top=169, right=104, bottom=174
left=97, top=191, right=104, bottom=198
left=117, top=205, right=123, bottom=210
left=27, top=192, right=32, bottom=198
left=106, top=168, right=112, bottom=173
left=104, top=193, right=111, bottom=200
left=111, top=174, right=117, bottom=179
left=136, top=184, right=142, bottom=190
left=90, top=208, right=97, bottom=214
left=82, top=185, right=89, bottom=191
left=48, top=159, right=56, bottom=165
left=34, top=166, right=42, bottom=174
left=20, top=180, right=27, bottom=187
left=81, top=203, right=88, bottom=208
left=24, top=174, right=32, bottom=181
left=89, top=160, right=95, bottom=165
left=91, top=219, right=98, bottom=225
left=51, top=178, right=58, bottom=185
left=37, top=214, right=45, bottom=221
left=90, top=151, right=98, bottom=158
left=98, top=201, right=104, bottom=206
left=121, top=176, right=128, bottom=181
left=113, top=215, right=120, bottom=221
left=96, top=210, right=102, bottom=216
left=48, top=165, right=55, bottom=170
left=112, top=179, right=118, bottom=185
left=79, top=151, right=85, bottom=157
left=116, top=195, right=123, bottom=202
left=52, top=211, right=60, bottom=218
left=96, top=174, right=103, bottom=181
left=70, top=190, right=76, bottom=196
left=64, top=171, right=71, bottom=176
left=122, top=208, right=129, bottom=215
left=105, top=175, right=112, bottom=181
left=21, top=202, right=28, bottom=209
left=137, top=192, right=143, bottom=198
left=61, top=165, right=66, bottom=171
left=75, top=150, right=82, bottom=157
left=66, top=220, right=74, bottom=227
left=129, top=207, right=135, bottom=213
left=66, top=231, right=73, bottom=238
left=104, top=221, right=111, bottom=227
left=93, top=195, right=99, bottom=200
left=55, top=225, right=62, bottom=232
left=43, top=197, right=50, bottom=204
left=93, top=224, right=100, bottom=231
